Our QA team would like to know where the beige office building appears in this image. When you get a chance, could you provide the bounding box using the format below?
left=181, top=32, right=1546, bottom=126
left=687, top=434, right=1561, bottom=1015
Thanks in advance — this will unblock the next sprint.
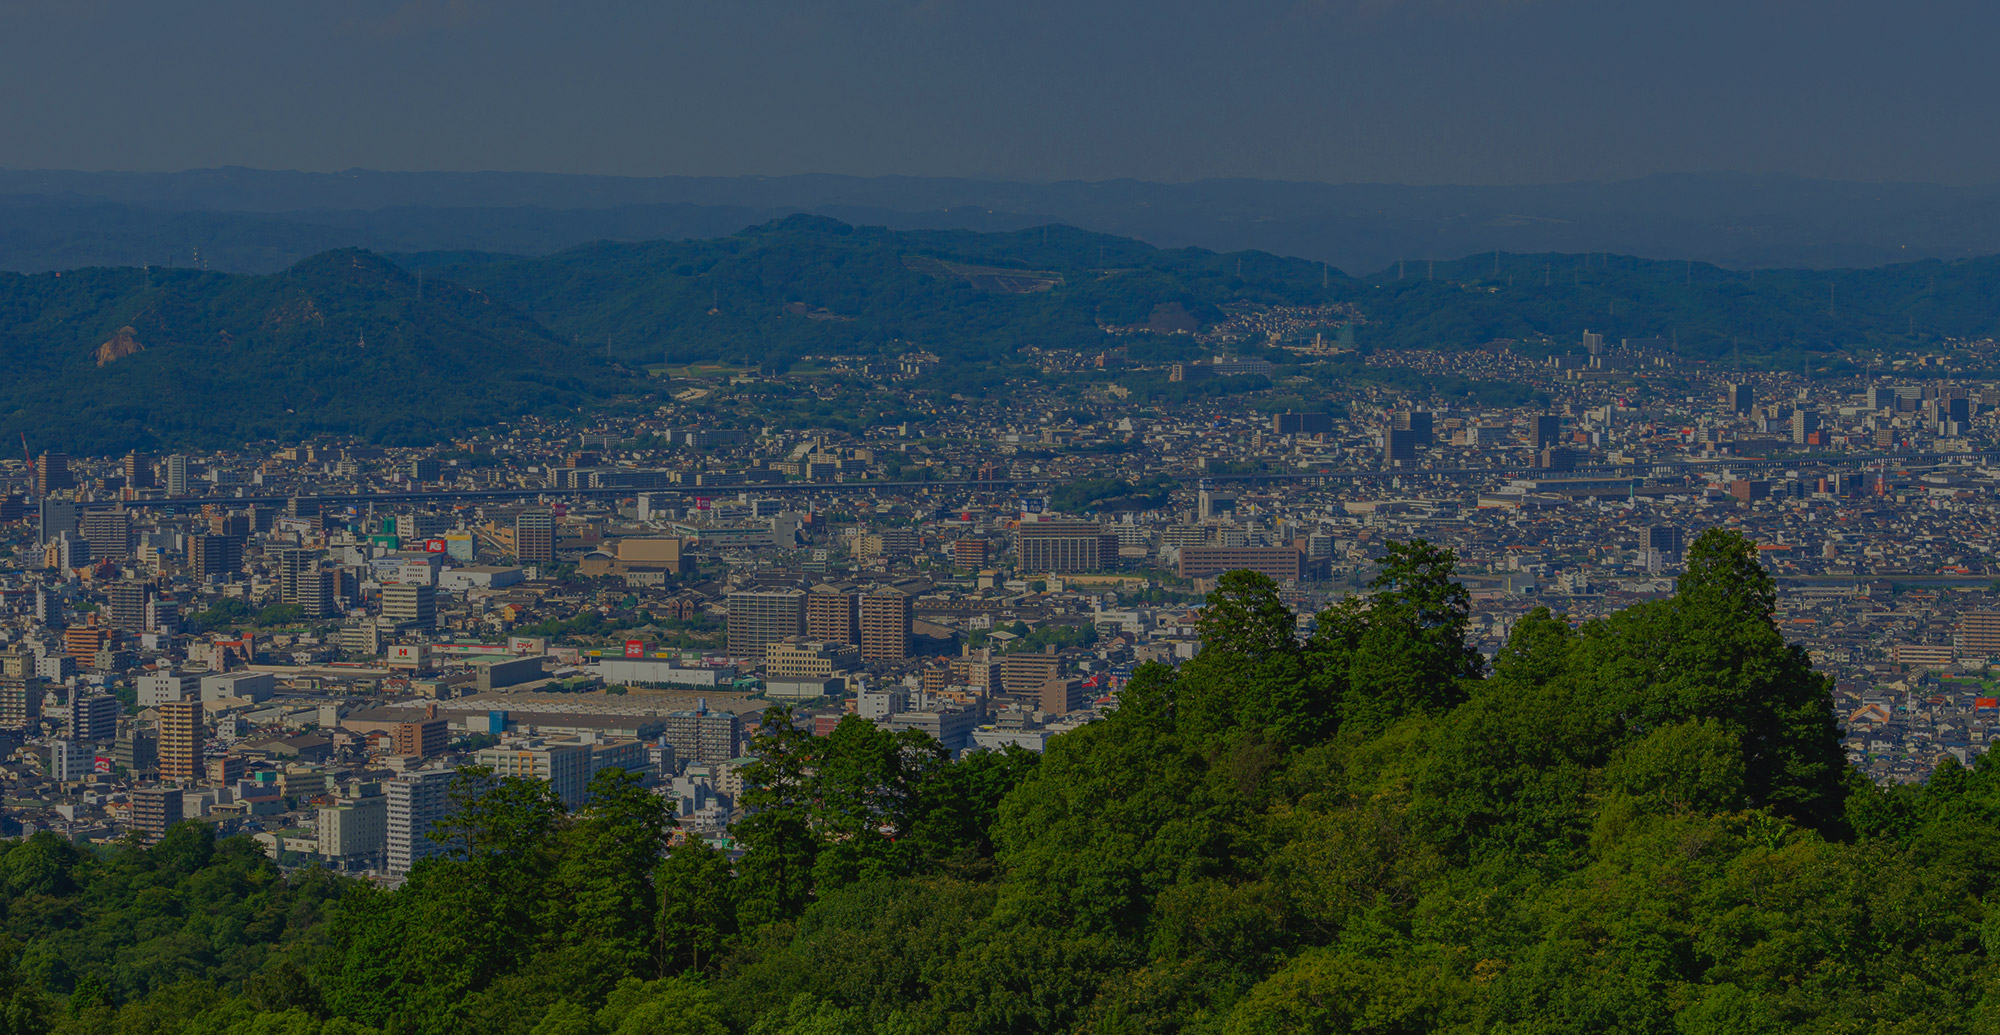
left=766, top=639, right=860, bottom=678
left=859, top=590, right=912, bottom=662
left=727, top=589, right=806, bottom=655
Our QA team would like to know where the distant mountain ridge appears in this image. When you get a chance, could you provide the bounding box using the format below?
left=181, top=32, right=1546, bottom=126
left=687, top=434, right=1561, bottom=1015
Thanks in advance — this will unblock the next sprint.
left=424, top=215, right=2000, bottom=371
left=14, top=216, right=2000, bottom=454
left=0, top=248, right=612, bottom=454
left=9, top=168, right=2000, bottom=273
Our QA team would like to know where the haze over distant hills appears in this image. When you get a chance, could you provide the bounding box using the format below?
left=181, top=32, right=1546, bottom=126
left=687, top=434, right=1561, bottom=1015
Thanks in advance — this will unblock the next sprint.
left=0, top=249, right=613, bottom=454
left=16, top=214, right=2000, bottom=454
left=12, top=168, right=2000, bottom=274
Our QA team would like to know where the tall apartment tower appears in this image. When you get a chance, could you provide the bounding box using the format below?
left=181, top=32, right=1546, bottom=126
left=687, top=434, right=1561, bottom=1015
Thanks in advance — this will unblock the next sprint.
left=858, top=589, right=913, bottom=662
left=123, top=452, right=155, bottom=490
left=0, top=676, right=44, bottom=729
left=1393, top=410, right=1434, bottom=441
left=145, top=594, right=180, bottom=635
left=187, top=534, right=243, bottom=582
left=1960, top=613, right=2000, bottom=659
left=116, top=728, right=158, bottom=774
left=515, top=508, right=555, bottom=564
left=726, top=590, right=806, bottom=655
left=163, top=455, right=190, bottom=496
left=387, top=768, right=462, bottom=876
left=805, top=586, right=861, bottom=645
left=35, top=453, right=72, bottom=495
left=32, top=585, right=60, bottom=628
left=1382, top=428, right=1421, bottom=463
left=107, top=581, right=152, bottom=631
left=309, top=569, right=341, bottom=618
left=48, top=740, right=89, bottom=782
left=381, top=584, right=437, bottom=630
left=951, top=539, right=991, bottom=569
left=474, top=741, right=591, bottom=808
left=80, top=509, right=132, bottom=561
left=69, top=693, right=120, bottom=742
left=131, top=787, right=183, bottom=839
left=1529, top=414, right=1563, bottom=450
left=278, top=548, right=316, bottom=601
left=662, top=703, right=744, bottom=765
left=1016, top=523, right=1117, bottom=573
left=37, top=499, right=79, bottom=545
left=279, top=549, right=336, bottom=617
left=393, top=716, right=449, bottom=759
left=1791, top=410, right=1820, bottom=445
left=317, top=791, right=388, bottom=871
left=157, top=700, right=203, bottom=782
left=1645, top=525, right=1685, bottom=557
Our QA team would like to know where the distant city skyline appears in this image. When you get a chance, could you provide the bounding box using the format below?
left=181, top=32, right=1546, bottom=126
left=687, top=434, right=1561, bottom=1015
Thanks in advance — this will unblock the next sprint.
left=4, top=1, right=1999, bottom=186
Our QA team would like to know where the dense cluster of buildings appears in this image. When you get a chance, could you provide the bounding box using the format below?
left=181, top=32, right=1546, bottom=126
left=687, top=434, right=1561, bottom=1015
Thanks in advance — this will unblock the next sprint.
left=5, top=332, right=2000, bottom=869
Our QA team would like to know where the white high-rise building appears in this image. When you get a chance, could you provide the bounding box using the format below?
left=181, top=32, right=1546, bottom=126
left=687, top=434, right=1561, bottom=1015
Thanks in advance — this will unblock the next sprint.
left=136, top=671, right=201, bottom=708
left=386, top=768, right=461, bottom=876
left=48, top=740, right=88, bottom=782
left=317, top=790, right=388, bottom=871
left=164, top=455, right=190, bottom=497
left=474, top=740, right=592, bottom=809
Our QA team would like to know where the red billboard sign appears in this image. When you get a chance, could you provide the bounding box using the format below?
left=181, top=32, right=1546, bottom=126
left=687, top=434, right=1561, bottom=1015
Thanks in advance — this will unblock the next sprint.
left=624, top=639, right=644, bottom=658
left=423, top=538, right=448, bottom=553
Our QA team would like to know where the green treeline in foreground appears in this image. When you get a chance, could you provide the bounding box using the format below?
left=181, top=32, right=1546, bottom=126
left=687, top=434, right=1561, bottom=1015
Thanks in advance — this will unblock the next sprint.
left=8, top=529, right=2000, bottom=1034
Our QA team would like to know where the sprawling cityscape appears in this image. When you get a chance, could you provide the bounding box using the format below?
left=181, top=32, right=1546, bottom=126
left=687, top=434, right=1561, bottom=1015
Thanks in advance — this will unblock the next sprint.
left=3, top=329, right=1997, bottom=869
left=14, top=3, right=2000, bottom=1029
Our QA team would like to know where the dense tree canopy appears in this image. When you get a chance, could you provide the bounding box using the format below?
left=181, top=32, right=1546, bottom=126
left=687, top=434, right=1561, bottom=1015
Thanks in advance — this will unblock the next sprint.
left=8, top=529, right=1999, bottom=1034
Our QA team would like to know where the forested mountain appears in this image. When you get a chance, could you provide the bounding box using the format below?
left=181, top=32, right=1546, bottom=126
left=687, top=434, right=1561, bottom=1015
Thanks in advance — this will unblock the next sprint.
left=1349, top=249, right=2000, bottom=359
left=428, top=215, right=2000, bottom=368
left=412, top=217, right=1334, bottom=375
left=7, top=531, right=2000, bottom=1034
left=0, top=250, right=615, bottom=455
left=0, top=196, right=782, bottom=276
left=15, top=168, right=2000, bottom=272
left=19, top=215, right=2000, bottom=452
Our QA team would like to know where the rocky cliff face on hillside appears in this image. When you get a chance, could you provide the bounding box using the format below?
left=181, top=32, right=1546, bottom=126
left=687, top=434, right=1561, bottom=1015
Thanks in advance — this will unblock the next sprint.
left=93, top=325, right=144, bottom=366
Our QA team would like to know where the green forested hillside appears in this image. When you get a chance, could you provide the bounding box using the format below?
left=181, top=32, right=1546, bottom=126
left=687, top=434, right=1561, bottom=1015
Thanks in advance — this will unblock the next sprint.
left=1351, top=250, right=2000, bottom=360
left=9, top=531, right=2000, bottom=1034
left=0, top=250, right=614, bottom=454
left=19, top=216, right=2000, bottom=453
left=428, top=216, right=2000, bottom=372
left=414, top=216, right=1333, bottom=374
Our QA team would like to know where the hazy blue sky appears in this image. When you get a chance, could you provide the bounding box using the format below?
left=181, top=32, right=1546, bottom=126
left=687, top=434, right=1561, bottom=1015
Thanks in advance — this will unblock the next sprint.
left=2, top=0, right=1992, bottom=184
